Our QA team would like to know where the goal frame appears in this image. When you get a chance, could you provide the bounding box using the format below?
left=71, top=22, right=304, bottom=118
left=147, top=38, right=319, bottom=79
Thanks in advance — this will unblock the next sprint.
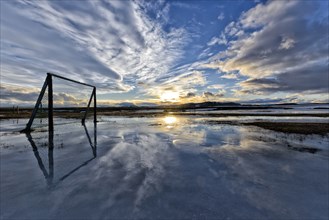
left=22, top=73, right=96, bottom=132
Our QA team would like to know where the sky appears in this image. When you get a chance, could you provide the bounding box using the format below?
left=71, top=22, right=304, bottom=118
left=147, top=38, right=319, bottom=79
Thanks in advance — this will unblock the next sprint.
left=1, top=0, right=328, bottom=106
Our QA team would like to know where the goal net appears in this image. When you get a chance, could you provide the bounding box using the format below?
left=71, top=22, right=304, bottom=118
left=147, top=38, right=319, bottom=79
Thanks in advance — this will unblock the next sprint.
left=22, top=73, right=96, bottom=133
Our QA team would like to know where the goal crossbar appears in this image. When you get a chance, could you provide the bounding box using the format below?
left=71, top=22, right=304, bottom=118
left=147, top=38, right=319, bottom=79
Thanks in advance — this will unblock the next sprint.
left=21, top=73, right=97, bottom=132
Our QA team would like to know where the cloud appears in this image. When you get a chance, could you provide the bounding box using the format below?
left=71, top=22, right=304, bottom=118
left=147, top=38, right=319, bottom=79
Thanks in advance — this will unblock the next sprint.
left=239, top=93, right=329, bottom=104
left=171, top=2, right=200, bottom=10
left=198, top=47, right=213, bottom=59
left=146, top=70, right=207, bottom=99
left=203, top=1, right=329, bottom=95
left=221, top=73, right=238, bottom=79
left=1, top=1, right=189, bottom=96
left=203, top=91, right=225, bottom=100
left=93, top=131, right=175, bottom=208
left=177, top=90, right=227, bottom=103
left=217, top=12, right=225, bottom=21
left=207, top=84, right=223, bottom=90
left=52, top=93, right=88, bottom=106
left=207, top=32, right=227, bottom=46
left=1, top=1, right=123, bottom=88
left=0, top=83, right=92, bottom=107
left=279, top=36, right=296, bottom=50
left=180, top=92, right=196, bottom=99
left=0, top=84, right=39, bottom=105
left=2, top=0, right=327, bottom=105
left=224, top=21, right=244, bottom=37
left=239, top=62, right=328, bottom=95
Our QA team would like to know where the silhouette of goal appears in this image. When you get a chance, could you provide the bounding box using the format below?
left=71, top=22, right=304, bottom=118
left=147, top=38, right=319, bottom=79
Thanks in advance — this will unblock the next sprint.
left=22, top=73, right=96, bottom=132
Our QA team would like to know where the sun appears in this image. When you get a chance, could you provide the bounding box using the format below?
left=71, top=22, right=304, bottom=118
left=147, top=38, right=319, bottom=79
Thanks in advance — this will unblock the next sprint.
left=160, top=91, right=179, bottom=102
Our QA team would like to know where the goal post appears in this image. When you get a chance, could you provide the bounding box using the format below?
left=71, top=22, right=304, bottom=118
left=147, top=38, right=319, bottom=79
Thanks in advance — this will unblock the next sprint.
left=21, top=73, right=97, bottom=133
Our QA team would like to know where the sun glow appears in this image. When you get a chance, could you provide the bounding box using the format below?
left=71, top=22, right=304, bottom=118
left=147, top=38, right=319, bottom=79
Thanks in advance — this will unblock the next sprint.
left=160, top=91, right=180, bottom=102
left=163, top=116, right=177, bottom=124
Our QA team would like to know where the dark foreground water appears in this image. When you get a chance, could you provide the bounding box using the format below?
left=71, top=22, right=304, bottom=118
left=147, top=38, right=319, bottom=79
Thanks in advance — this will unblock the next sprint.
left=1, top=116, right=328, bottom=220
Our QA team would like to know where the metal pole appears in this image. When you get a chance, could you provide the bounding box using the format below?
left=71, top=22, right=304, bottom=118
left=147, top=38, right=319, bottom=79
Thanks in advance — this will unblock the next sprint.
left=94, top=87, right=97, bottom=123
left=48, top=130, right=54, bottom=186
left=82, top=87, right=95, bottom=124
left=94, top=122, right=97, bottom=157
left=22, top=72, right=96, bottom=133
left=22, top=77, right=48, bottom=132
left=48, top=73, right=54, bottom=186
left=48, top=73, right=94, bottom=88
left=48, top=73, right=53, bottom=132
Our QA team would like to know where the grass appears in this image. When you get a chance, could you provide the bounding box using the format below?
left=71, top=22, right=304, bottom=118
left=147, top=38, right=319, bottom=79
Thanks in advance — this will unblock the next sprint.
left=205, top=120, right=329, bottom=135
left=242, top=122, right=329, bottom=135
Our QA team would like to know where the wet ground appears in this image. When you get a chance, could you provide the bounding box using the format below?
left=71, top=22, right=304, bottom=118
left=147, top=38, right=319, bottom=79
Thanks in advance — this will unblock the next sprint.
left=0, top=116, right=328, bottom=220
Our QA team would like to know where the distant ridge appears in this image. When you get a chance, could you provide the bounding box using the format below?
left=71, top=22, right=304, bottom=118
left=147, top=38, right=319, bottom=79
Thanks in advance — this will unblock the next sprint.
left=117, top=102, right=136, bottom=107
left=179, top=102, right=241, bottom=108
left=111, top=101, right=329, bottom=109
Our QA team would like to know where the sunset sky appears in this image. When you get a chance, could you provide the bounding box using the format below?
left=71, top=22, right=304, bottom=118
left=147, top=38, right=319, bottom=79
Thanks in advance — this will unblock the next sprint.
left=1, top=0, right=328, bottom=106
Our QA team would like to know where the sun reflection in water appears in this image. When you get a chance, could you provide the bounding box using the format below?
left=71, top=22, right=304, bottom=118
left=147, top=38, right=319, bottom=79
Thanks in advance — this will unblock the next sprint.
left=163, top=116, right=177, bottom=125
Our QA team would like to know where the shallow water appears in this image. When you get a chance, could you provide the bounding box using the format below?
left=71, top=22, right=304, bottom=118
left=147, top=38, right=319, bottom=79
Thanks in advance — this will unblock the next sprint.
left=1, top=116, right=328, bottom=220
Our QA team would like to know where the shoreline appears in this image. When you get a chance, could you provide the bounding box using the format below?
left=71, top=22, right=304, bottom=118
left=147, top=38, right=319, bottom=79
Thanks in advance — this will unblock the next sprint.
left=1, top=111, right=329, bottom=119
left=1, top=113, right=328, bottom=135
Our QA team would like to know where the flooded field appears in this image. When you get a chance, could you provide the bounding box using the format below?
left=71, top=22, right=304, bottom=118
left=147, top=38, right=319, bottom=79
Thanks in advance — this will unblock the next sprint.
left=1, top=116, right=329, bottom=220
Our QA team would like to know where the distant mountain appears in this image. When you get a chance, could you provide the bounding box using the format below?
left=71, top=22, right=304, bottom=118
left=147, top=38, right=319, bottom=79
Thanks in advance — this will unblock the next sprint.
left=273, top=103, right=298, bottom=105
left=114, top=101, right=241, bottom=109
left=138, top=102, right=159, bottom=107
left=117, top=102, right=137, bottom=107
left=179, top=102, right=241, bottom=108
left=112, top=101, right=327, bottom=109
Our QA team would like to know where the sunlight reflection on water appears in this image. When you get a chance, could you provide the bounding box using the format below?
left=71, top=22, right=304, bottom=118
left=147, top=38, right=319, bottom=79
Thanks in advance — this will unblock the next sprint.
left=163, top=116, right=177, bottom=125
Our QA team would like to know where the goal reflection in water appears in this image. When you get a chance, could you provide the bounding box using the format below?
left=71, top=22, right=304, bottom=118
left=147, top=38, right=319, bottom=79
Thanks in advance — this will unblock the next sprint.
left=25, top=123, right=97, bottom=188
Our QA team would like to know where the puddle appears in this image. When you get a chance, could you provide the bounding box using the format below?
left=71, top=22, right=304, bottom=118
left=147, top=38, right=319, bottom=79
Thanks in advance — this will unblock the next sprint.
left=0, top=116, right=328, bottom=220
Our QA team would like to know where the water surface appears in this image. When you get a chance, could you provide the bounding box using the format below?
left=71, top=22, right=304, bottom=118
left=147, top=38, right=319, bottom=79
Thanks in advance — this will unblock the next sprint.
left=1, top=116, right=328, bottom=220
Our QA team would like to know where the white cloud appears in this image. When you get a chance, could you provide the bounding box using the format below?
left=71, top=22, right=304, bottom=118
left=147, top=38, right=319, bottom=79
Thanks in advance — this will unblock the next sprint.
left=279, top=36, right=296, bottom=50
left=224, top=21, right=242, bottom=37
left=207, top=32, right=227, bottom=46
left=198, top=47, right=212, bottom=59
left=0, top=83, right=93, bottom=106
left=171, top=2, right=200, bottom=10
left=1, top=1, right=190, bottom=96
left=207, top=84, right=223, bottom=90
left=217, top=12, right=225, bottom=21
left=221, top=73, right=238, bottom=79
left=237, top=62, right=329, bottom=95
left=239, top=1, right=299, bottom=29
left=203, top=1, right=328, bottom=95
left=145, top=70, right=207, bottom=99
left=203, top=91, right=225, bottom=100
left=94, top=132, right=175, bottom=207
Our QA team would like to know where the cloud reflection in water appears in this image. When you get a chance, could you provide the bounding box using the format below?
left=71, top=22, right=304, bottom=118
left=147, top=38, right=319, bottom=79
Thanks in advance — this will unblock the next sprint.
left=93, top=131, right=176, bottom=210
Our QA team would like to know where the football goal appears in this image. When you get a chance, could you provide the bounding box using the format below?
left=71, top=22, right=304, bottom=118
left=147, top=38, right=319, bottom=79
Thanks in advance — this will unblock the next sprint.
left=22, top=73, right=96, bottom=132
